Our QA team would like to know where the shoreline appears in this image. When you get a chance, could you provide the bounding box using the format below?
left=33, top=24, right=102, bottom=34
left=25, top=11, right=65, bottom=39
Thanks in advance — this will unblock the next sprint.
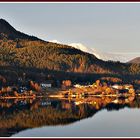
left=0, top=95, right=47, bottom=100
left=48, top=93, right=138, bottom=99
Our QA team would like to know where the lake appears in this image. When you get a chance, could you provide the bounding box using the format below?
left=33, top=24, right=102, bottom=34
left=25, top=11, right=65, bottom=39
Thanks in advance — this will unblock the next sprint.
left=12, top=108, right=140, bottom=137
left=0, top=96, right=140, bottom=137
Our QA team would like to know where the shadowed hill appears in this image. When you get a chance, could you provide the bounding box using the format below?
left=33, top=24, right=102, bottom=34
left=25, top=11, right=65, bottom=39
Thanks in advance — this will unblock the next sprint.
left=0, top=18, right=41, bottom=41
left=0, top=19, right=140, bottom=80
left=0, top=39, right=130, bottom=74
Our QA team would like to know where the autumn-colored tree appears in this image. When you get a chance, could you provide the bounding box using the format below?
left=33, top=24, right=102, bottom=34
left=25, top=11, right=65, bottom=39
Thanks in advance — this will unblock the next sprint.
left=96, top=80, right=100, bottom=87
left=34, top=83, right=41, bottom=92
left=29, top=80, right=41, bottom=92
left=105, top=87, right=112, bottom=94
left=62, top=80, right=72, bottom=88
left=13, top=91, right=18, bottom=97
left=30, top=80, right=34, bottom=88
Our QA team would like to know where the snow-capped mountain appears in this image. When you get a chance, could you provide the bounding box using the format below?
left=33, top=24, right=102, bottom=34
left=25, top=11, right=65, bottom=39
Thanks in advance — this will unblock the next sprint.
left=49, top=40, right=61, bottom=44
left=49, top=40, right=137, bottom=63
left=69, top=43, right=101, bottom=59
left=69, top=43, right=129, bottom=62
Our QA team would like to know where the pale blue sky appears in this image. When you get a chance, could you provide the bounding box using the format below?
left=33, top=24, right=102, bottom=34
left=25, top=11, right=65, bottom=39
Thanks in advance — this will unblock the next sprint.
left=1, top=3, right=140, bottom=55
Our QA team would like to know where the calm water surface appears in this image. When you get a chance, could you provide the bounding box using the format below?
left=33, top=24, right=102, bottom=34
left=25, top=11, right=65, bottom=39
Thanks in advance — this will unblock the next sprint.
left=12, top=108, right=140, bottom=137
left=0, top=96, right=139, bottom=137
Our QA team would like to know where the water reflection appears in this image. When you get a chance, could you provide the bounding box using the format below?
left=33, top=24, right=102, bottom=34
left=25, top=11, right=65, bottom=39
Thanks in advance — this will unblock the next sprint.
left=12, top=108, right=140, bottom=137
left=0, top=96, right=139, bottom=137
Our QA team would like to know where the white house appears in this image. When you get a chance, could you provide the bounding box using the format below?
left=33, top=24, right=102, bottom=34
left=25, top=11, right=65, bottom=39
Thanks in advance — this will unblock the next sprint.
left=112, top=84, right=123, bottom=90
left=41, top=83, right=52, bottom=88
left=74, top=84, right=81, bottom=88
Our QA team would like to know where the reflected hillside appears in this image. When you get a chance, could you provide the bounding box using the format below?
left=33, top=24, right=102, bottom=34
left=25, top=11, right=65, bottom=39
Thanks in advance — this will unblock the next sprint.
left=0, top=96, right=140, bottom=137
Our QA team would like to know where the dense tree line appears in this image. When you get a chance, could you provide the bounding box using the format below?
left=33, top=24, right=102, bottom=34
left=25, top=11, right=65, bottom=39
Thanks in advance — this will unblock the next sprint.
left=0, top=38, right=139, bottom=75
left=0, top=34, right=139, bottom=87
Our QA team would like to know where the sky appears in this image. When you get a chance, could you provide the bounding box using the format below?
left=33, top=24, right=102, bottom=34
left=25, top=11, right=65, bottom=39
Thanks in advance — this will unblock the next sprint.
left=1, top=3, right=140, bottom=57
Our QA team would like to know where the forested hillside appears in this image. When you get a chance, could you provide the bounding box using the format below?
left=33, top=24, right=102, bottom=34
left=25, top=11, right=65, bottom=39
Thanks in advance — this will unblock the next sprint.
left=0, top=38, right=131, bottom=74
left=0, top=18, right=140, bottom=85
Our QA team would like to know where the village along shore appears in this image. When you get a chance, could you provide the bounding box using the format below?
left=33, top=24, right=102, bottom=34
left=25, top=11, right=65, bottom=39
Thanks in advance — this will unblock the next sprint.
left=0, top=78, right=139, bottom=102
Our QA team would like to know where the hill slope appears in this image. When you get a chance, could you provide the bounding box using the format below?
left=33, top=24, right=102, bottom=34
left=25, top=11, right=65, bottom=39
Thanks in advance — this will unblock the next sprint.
left=69, top=43, right=129, bottom=62
left=0, top=19, right=140, bottom=80
left=0, top=38, right=129, bottom=74
left=128, top=57, right=140, bottom=64
left=0, top=18, right=40, bottom=41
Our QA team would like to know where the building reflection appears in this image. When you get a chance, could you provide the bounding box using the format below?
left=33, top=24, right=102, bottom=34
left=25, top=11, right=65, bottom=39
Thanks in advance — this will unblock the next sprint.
left=0, top=95, right=139, bottom=137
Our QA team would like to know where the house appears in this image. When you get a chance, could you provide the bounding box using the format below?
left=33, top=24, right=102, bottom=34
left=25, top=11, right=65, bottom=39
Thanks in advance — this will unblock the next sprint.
left=74, top=84, right=81, bottom=88
left=112, top=84, right=133, bottom=89
left=41, top=83, right=52, bottom=88
left=124, top=84, right=133, bottom=90
left=112, top=84, right=123, bottom=90
left=40, top=80, right=53, bottom=89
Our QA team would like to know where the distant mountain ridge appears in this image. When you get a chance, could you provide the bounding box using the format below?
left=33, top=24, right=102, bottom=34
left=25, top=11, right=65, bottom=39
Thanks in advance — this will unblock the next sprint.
left=69, top=43, right=129, bottom=62
left=128, top=57, right=140, bottom=64
left=50, top=41, right=132, bottom=63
